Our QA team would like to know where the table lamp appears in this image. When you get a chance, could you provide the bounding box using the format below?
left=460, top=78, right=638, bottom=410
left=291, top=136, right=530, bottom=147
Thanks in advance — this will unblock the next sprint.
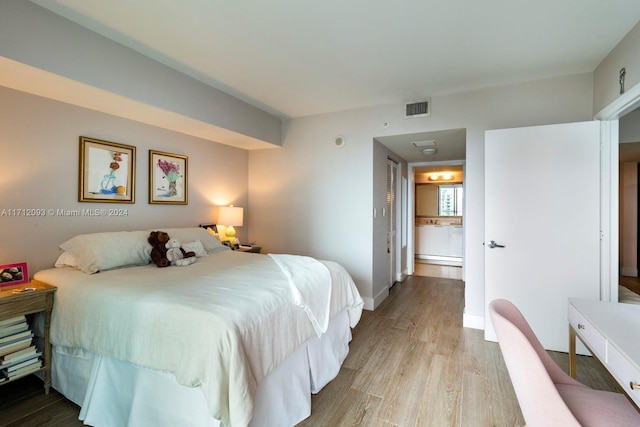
left=217, top=205, right=243, bottom=247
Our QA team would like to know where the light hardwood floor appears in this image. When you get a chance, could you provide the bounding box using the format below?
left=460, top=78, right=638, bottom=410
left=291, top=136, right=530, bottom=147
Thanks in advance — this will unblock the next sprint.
left=413, top=260, right=462, bottom=280
left=0, top=275, right=620, bottom=427
left=620, top=274, right=640, bottom=295
left=298, top=275, right=620, bottom=426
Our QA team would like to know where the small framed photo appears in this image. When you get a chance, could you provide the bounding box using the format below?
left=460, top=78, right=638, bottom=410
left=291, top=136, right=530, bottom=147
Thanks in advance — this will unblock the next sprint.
left=0, top=262, right=28, bottom=288
left=79, top=136, right=136, bottom=203
left=149, top=150, right=188, bottom=205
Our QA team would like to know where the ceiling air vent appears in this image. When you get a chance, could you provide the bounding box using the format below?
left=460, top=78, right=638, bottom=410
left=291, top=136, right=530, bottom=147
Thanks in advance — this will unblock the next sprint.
left=405, top=99, right=430, bottom=118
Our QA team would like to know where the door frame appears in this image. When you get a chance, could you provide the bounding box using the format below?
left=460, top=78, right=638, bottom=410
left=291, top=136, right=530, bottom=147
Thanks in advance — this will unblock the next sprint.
left=408, top=160, right=466, bottom=277
left=596, top=83, right=640, bottom=302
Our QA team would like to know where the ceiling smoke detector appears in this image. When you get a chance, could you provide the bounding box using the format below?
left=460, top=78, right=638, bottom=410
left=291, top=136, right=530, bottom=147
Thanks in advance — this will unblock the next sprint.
left=422, top=148, right=437, bottom=156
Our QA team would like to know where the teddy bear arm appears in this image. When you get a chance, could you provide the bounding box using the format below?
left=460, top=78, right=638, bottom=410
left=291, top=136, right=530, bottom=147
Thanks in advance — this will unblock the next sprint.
left=180, top=248, right=196, bottom=258
left=150, top=248, right=169, bottom=267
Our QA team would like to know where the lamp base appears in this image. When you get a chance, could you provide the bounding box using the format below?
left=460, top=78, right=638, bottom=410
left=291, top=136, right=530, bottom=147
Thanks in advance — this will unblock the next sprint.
left=224, top=225, right=237, bottom=247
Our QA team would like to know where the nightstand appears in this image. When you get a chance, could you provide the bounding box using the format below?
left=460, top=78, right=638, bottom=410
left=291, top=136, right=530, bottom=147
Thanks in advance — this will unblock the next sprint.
left=0, top=280, right=56, bottom=394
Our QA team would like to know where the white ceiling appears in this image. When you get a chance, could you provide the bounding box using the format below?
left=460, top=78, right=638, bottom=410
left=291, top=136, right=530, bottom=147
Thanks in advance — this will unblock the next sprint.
left=376, top=128, right=466, bottom=164
left=20, top=1, right=640, bottom=164
left=30, top=0, right=640, bottom=121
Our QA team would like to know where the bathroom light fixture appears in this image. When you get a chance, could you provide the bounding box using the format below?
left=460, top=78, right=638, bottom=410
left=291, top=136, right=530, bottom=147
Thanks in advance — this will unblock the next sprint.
left=422, top=148, right=437, bottom=156
left=428, top=172, right=455, bottom=182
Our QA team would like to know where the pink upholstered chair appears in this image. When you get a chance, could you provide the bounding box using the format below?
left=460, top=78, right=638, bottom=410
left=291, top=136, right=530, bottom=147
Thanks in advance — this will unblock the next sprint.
left=489, top=299, right=640, bottom=427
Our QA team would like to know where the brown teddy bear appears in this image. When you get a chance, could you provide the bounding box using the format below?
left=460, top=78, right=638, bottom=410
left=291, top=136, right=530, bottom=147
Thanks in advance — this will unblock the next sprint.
left=148, top=231, right=171, bottom=267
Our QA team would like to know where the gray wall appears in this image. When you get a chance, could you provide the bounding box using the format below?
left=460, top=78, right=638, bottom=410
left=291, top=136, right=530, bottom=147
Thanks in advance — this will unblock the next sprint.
left=0, top=0, right=282, bottom=147
left=0, top=86, right=249, bottom=274
left=250, top=73, right=595, bottom=314
left=594, top=20, right=640, bottom=114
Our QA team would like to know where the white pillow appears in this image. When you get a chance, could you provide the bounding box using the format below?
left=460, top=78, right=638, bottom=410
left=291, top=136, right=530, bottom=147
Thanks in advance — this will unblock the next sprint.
left=181, top=240, right=207, bottom=257
left=60, top=230, right=151, bottom=274
left=54, top=252, right=78, bottom=268
left=159, top=227, right=227, bottom=253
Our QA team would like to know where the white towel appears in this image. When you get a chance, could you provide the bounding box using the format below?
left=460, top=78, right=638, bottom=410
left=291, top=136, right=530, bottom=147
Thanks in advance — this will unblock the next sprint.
left=268, top=254, right=332, bottom=336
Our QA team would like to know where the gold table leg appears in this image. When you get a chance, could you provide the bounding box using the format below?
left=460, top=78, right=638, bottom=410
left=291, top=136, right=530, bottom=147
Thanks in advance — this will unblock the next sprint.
left=569, top=326, right=577, bottom=378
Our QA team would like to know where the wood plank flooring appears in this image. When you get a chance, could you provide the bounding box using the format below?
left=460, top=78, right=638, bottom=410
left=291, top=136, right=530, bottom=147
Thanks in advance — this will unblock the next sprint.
left=413, top=260, right=462, bottom=280
left=0, top=375, right=83, bottom=427
left=299, top=275, right=620, bottom=426
left=0, top=275, right=621, bottom=427
left=620, top=274, right=640, bottom=295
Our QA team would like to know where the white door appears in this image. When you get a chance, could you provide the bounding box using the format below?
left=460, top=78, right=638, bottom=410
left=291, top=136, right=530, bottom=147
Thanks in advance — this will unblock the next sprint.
left=484, top=121, right=601, bottom=352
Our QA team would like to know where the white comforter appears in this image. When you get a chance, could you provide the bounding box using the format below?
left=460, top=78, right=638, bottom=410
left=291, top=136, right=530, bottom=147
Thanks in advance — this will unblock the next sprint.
left=34, top=251, right=363, bottom=427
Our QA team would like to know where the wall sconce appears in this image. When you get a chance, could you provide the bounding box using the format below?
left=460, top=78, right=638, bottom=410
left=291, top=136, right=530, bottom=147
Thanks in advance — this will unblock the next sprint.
left=217, top=205, right=243, bottom=246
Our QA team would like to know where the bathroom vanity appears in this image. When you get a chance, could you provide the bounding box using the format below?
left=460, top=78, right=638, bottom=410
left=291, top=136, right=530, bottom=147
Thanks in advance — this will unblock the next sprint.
left=415, top=217, right=463, bottom=265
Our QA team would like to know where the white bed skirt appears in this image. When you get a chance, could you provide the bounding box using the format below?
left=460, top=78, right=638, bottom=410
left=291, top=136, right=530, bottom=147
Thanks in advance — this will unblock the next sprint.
left=50, top=309, right=352, bottom=427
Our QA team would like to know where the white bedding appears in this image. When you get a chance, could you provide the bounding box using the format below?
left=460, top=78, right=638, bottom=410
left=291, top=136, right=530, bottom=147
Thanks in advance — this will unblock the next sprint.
left=34, top=251, right=363, bottom=427
left=269, top=254, right=332, bottom=336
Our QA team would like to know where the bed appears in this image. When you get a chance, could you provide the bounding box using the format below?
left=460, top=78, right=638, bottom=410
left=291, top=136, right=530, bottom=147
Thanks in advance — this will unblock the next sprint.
left=32, top=227, right=364, bottom=427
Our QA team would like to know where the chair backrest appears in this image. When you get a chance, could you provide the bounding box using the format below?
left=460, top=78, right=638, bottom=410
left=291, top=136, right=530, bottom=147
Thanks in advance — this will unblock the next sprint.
left=489, top=299, right=581, bottom=426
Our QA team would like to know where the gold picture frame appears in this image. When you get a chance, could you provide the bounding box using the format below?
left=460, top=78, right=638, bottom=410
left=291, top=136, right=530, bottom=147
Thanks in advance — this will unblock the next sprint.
left=79, top=136, right=136, bottom=203
left=149, top=150, right=188, bottom=205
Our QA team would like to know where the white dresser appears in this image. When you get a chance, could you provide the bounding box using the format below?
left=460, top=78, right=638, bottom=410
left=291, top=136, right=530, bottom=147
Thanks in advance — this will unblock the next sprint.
left=568, top=298, right=640, bottom=408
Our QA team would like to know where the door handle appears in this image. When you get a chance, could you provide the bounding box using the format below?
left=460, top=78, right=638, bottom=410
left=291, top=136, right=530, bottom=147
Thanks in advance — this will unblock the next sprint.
left=488, top=240, right=505, bottom=249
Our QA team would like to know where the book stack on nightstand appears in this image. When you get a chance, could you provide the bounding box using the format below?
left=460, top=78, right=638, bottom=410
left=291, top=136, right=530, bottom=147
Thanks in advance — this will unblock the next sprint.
left=0, top=281, right=56, bottom=393
left=0, top=315, right=41, bottom=383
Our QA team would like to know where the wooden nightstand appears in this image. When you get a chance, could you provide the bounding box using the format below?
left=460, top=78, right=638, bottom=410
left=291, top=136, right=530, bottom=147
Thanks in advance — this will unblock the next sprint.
left=0, top=280, right=56, bottom=394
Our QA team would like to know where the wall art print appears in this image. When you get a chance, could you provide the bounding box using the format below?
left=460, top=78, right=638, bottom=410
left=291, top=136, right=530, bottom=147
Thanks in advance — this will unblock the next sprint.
left=79, top=136, right=136, bottom=203
left=149, top=150, right=188, bottom=205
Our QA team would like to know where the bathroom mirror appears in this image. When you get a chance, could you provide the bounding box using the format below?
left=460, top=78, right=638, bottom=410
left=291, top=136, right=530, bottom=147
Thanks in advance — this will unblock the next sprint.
left=415, top=183, right=463, bottom=217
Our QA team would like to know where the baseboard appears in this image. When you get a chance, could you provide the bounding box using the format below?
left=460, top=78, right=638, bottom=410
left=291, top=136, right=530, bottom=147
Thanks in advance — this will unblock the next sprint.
left=397, top=269, right=409, bottom=282
left=372, top=287, right=389, bottom=309
left=362, top=286, right=392, bottom=311
left=415, top=255, right=462, bottom=267
left=621, top=267, right=638, bottom=277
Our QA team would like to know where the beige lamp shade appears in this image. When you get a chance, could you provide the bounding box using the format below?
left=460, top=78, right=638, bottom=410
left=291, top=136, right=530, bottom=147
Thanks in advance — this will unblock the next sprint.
left=217, top=206, right=243, bottom=227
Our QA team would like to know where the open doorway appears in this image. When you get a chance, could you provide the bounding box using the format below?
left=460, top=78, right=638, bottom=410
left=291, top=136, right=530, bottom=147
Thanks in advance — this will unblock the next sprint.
left=413, top=163, right=464, bottom=279
left=619, top=110, right=640, bottom=296
left=376, top=128, right=466, bottom=281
